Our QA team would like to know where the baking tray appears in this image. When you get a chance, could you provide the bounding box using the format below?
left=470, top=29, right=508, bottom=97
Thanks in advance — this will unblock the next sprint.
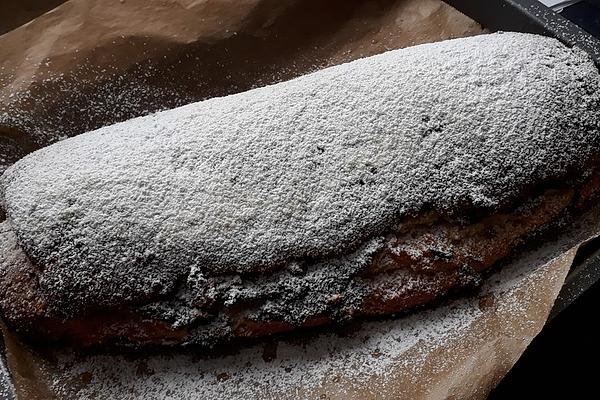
left=0, top=1, right=599, bottom=398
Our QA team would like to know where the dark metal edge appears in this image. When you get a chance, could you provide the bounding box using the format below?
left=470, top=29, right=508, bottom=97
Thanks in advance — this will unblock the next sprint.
left=446, top=0, right=600, bottom=63
left=549, top=237, right=600, bottom=319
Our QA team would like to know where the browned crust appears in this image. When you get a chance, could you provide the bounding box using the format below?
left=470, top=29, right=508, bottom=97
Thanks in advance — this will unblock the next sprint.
left=0, top=182, right=587, bottom=348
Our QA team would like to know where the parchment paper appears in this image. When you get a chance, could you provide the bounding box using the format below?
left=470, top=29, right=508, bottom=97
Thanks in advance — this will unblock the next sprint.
left=0, top=0, right=587, bottom=399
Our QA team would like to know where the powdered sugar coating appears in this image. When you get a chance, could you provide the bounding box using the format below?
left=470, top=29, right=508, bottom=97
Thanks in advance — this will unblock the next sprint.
left=1, top=32, right=599, bottom=310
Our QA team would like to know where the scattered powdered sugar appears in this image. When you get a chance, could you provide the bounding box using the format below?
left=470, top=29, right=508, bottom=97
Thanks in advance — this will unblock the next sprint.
left=1, top=32, right=599, bottom=314
left=51, top=293, right=483, bottom=399
left=0, top=62, right=196, bottom=147
left=0, top=356, right=15, bottom=400
left=47, top=225, right=579, bottom=400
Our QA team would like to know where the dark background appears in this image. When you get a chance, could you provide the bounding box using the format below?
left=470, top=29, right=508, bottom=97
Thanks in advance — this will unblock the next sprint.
left=562, top=1, right=600, bottom=38
left=490, top=279, right=600, bottom=398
